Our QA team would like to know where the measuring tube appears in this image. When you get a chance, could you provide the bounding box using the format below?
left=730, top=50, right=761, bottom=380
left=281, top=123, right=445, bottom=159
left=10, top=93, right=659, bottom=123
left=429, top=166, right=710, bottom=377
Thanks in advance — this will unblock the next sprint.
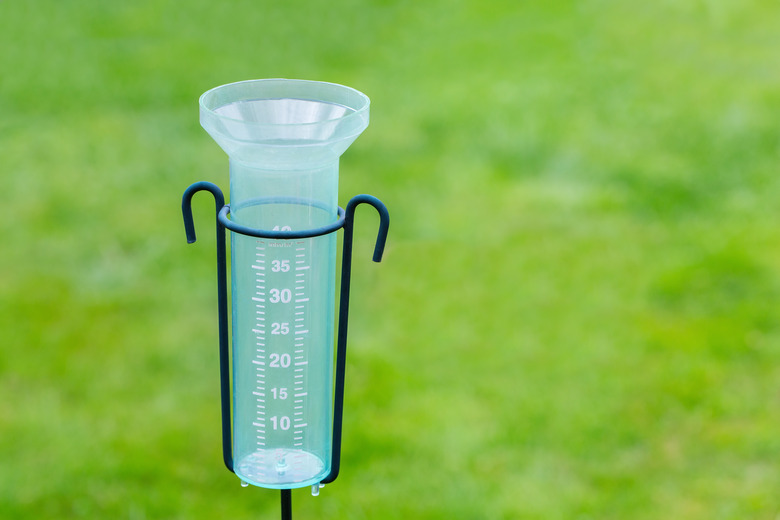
left=199, top=79, right=370, bottom=489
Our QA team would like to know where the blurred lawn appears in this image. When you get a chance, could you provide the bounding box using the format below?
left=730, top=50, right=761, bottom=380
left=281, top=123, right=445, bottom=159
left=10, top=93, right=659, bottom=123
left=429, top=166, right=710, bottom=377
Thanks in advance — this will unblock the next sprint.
left=2, top=0, right=780, bottom=518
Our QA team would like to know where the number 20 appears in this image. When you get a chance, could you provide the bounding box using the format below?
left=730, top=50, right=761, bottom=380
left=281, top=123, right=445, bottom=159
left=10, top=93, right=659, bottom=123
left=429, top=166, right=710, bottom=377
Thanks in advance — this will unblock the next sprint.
left=269, top=353, right=291, bottom=368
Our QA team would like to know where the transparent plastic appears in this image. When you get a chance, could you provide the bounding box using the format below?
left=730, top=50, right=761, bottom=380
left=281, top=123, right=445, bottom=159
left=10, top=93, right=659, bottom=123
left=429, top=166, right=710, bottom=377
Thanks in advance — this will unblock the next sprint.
left=199, top=79, right=369, bottom=489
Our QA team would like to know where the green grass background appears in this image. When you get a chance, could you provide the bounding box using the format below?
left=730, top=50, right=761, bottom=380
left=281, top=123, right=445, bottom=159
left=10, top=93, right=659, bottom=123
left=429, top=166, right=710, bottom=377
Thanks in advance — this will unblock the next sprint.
left=2, top=0, right=780, bottom=518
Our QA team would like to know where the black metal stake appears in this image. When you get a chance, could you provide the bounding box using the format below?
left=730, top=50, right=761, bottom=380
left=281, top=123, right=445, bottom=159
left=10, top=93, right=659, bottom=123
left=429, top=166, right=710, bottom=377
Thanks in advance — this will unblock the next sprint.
left=182, top=183, right=389, bottom=520
left=281, top=490, right=292, bottom=520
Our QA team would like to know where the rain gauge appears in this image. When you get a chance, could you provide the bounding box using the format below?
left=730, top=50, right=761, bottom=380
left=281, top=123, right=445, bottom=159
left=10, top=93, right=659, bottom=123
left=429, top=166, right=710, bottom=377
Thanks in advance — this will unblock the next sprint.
left=181, top=79, right=389, bottom=518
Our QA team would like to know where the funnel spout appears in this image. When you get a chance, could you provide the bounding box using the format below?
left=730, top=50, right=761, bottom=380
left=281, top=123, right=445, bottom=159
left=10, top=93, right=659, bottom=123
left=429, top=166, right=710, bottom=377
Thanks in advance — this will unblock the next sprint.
left=199, top=78, right=370, bottom=168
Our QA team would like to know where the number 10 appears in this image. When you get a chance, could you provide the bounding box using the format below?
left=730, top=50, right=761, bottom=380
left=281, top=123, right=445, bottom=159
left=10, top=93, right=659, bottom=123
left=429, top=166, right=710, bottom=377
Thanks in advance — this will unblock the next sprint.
left=270, top=416, right=290, bottom=430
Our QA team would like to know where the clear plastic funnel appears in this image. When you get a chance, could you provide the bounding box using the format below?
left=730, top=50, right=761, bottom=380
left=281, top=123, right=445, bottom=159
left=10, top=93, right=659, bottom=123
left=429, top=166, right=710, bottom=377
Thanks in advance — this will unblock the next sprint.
left=199, top=79, right=370, bottom=489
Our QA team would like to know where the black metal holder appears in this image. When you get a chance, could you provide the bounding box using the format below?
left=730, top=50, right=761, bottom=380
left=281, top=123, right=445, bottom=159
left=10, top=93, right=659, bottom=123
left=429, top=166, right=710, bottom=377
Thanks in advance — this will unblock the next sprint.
left=181, top=181, right=389, bottom=520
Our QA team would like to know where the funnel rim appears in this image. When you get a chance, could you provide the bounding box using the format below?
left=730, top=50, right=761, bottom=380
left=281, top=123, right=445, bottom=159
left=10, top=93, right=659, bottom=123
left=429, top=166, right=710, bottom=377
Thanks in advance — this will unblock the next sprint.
left=199, top=78, right=370, bottom=130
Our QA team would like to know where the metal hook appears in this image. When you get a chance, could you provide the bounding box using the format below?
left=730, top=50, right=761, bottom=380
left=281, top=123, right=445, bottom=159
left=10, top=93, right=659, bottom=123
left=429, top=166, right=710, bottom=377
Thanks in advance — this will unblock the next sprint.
left=182, top=181, right=225, bottom=243
left=181, top=181, right=234, bottom=473
left=321, top=194, right=390, bottom=485
left=346, top=194, right=390, bottom=263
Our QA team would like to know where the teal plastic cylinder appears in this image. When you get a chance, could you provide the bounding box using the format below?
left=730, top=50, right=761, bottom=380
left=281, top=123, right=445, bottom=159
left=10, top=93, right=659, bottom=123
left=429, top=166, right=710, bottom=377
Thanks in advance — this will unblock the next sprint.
left=199, top=79, right=369, bottom=489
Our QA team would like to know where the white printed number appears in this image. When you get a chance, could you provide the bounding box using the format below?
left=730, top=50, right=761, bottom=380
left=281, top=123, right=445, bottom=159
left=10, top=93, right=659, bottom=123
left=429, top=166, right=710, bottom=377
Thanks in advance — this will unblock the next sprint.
left=269, top=353, right=291, bottom=368
left=271, top=387, right=288, bottom=400
left=269, top=288, right=292, bottom=303
left=270, top=416, right=291, bottom=430
left=271, top=260, right=290, bottom=272
left=271, top=322, right=289, bottom=335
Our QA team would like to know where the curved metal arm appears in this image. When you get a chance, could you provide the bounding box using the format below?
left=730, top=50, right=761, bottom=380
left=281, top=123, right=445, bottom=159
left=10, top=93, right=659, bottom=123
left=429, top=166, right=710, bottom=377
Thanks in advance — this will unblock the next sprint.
left=181, top=181, right=234, bottom=473
left=346, top=194, right=390, bottom=263
left=182, top=182, right=224, bottom=243
left=321, top=194, right=390, bottom=485
left=218, top=204, right=346, bottom=239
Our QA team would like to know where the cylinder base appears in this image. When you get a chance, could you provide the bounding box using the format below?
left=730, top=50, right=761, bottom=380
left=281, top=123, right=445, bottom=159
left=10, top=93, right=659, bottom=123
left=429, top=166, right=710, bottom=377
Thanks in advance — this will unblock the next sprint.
left=235, top=449, right=327, bottom=489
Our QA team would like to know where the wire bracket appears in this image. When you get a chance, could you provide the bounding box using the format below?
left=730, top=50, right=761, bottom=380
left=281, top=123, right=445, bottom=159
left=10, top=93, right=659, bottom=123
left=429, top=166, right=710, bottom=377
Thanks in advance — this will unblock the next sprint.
left=182, top=181, right=389, bottom=520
